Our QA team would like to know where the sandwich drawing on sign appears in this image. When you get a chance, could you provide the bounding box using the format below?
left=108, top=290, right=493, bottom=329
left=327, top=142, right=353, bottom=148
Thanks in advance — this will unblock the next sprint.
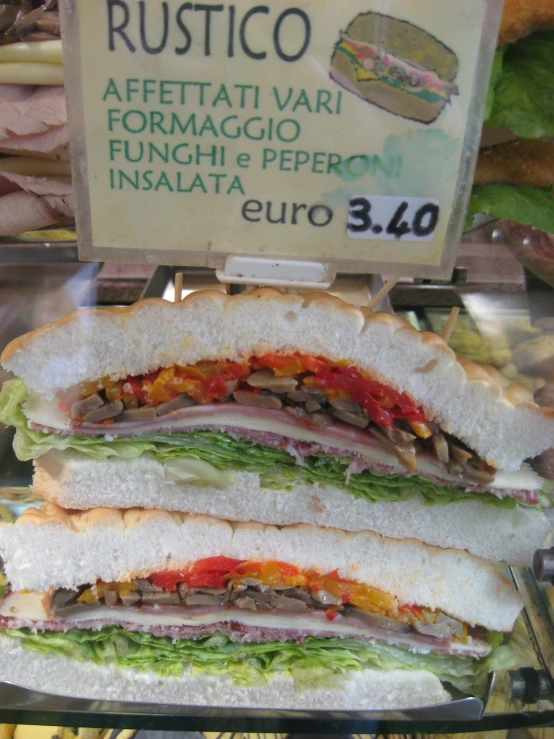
left=330, top=12, right=459, bottom=124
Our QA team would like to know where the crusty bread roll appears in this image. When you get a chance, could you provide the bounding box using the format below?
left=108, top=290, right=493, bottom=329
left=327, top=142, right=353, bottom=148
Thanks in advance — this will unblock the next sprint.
left=33, top=451, right=551, bottom=566
left=0, top=504, right=523, bottom=631
left=2, top=289, right=552, bottom=471
left=0, top=636, right=451, bottom=709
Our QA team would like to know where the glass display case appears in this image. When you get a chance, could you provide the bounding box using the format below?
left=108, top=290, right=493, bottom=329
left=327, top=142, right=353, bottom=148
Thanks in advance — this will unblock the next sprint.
left=0, top=224, right=553, bottom=734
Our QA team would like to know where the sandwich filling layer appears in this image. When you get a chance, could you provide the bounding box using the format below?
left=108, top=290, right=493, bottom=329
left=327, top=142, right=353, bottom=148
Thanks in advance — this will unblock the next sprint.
left=0, top=557, right=514, bottom=691
left=1, top=362, right=550, bottom=509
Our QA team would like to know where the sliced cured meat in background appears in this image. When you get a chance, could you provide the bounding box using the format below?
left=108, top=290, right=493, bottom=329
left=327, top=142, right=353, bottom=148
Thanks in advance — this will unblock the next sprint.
left=0, top=84, right=66, bottom=138
left=0, top=83, right=71, bottom=232
left=0, top=169, right=73, bottom=235
left=0, top=124, right=68, bottom=159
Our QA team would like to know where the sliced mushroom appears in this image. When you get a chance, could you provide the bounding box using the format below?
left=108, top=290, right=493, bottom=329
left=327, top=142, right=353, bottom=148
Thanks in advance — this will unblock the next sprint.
left=369, top=428, right=417, bottom=473
left=103, top=589, right=118, bottom=607
left=305, top=400, right=322, bottom=413
left=70, top=393, right=104, bottom=419
left=329, top=398, right=363, bottom=415
left=51, top=588, right=79, bottom=613
left=383, top=425, right=416, bottom=444
left=345, top=607, right=411, bottom=633
left=233, top=390, right=282, bottom=410
left=83, top=400, right=123, bottom=423
left=435, top=613, right=464, bottom=638
left=246, top=590, right=272, bottom=604
left=133, top=579, right=164, bottom=593
left=449, top=443, right=473, bottom=464
left=463, top=465, right=495, bottom=486
left=119, top=407, right=157, bottom=422
left=331, top=409, right=369, bottom=429
left=51, top=601, right=102, bottom=617
left=287, top=391, right=312, bottom=403
left=270, top=593, right=310, bottom=611
left=141, top=592, right=181, bottom=605
left=190, top=587, right=228, bottom=595
left=155, top=394, right=195, bottom=416
left=412, top=616, right=461, bottom=640
left=447, top=461, right=465, bottom=478
left=302, top=387, right=329, bottom=404
left=240, top=577, right=262, bottom=587
left=185, top=593, right=222, bottom=606
left=122, top=396, right=139, bottom=410
left=281, top=588, right=316, bottom=604
left=233, top=595, right=257, bottom=610
left=432, top=432, right=450, bottom=464
left=247, top=370, right=298, bottom=393
left=311, top=589, right=342, bottom=606
left=120, top=591, right=141, bottom=606
left=306, top=412, right=333, bottom=427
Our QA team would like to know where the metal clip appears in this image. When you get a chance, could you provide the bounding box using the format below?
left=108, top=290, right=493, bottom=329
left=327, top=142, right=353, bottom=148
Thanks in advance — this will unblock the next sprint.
left=533, top=547, right=554, bottom=583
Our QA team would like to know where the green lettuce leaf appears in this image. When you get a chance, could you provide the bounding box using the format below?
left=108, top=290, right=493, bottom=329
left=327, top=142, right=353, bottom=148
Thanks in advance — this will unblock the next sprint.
left=485, top=32, right=554, bottom=138
left=0, top=379, right=538, bottom=510
left=465, top=185, right=554, bottom=234
left=484, top=48, right=506, bottom=122
left=1, top=626, right=515, bottom=693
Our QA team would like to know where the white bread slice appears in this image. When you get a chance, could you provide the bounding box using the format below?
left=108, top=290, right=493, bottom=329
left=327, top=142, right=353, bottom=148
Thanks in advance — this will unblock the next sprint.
left=2, top=289, right=552, bottom=470
left=0, top=635, right=451, bottom=709
left=33, top=451, right=552, bottom=566
left=0, top=504, right=523, bottom=631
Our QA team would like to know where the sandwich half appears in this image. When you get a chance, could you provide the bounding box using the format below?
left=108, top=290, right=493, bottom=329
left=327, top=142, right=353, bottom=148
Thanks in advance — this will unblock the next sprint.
left=0, top=290, right=552, bottom=565
left=0, top=507, right=520, bottom=707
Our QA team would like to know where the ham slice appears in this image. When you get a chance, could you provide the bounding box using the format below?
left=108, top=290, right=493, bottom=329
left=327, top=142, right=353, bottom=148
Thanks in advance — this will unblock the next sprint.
left=0, top=124, right=69, bottom=160
left=0, top=84, right=71, bottom=234
left=0, top=170, right=73, bottom=235
left=0, top=85, right=66, bottom=139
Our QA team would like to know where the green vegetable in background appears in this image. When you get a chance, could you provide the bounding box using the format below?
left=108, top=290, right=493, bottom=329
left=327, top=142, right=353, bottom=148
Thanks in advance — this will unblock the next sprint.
left=465, top=185, right=554, bottom=233
left=485, top=32, right=554, bottom=138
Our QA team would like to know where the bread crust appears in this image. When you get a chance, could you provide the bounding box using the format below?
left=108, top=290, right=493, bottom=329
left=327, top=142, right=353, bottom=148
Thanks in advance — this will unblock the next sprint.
left=33, top=451, right=552, bottom=566
left=498, top=0, right=554, bottom=47
left=0, top=289, right=541, bottom=410
left=2, top=288, right=553, bottom=470
left=0, top=637, right=452, bottom=709
left=0, top=503, right=524, bottom=630
left=474, top=139, right=554, bottom=188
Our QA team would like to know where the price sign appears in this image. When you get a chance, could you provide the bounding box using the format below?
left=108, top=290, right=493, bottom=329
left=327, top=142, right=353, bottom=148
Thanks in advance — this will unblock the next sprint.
left=347, top=196, right=440, bottom=242
left=60, top=0, right=503, bottom=278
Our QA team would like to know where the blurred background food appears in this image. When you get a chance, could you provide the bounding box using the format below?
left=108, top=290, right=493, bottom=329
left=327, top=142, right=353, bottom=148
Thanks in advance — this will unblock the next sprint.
left=0, top=0, right=70, bottom=237
left=468, top=0, right=554, bottom=233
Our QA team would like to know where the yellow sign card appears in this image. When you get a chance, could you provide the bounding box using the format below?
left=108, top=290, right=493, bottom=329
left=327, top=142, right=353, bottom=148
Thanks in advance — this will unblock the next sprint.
left=62, top=0, right=499, bottom=276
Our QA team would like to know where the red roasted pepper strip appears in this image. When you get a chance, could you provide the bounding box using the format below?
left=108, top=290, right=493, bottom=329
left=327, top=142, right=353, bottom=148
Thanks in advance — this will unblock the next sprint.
left=70, top=352, right=426, bottom=425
